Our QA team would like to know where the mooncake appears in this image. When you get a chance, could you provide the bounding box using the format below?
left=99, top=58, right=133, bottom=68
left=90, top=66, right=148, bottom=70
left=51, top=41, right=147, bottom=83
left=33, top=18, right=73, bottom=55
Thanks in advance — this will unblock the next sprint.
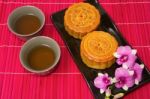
left=64, top=3, right=100, bottom=39
left=80, top=31, right=118, bottom=69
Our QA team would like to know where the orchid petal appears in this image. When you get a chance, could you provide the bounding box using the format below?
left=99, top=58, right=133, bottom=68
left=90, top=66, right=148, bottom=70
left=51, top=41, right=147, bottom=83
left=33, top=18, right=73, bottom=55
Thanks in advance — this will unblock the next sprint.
left=135, top=79, right=139, bottom=85
left=117, top=46, right=132, bottom=55
left=140, top=64, right=144, bottom=69
left=115, top=68, right=130, bottom=78
left=131, top=63, right=144, bottom=83
left=116, top=59, right=123, bottom=65
left=100, top=89, right=105, bottom=94
left=115, top=67, right=135, bottom=89
left=104, top=73, right=108, bottom=77
left=111, top=78, right=117, bottom=83
left=94, top=73, right=111, bottom=91
left=131, top=49, right=137, bottom=55
left=113, top=52, right=121, bottom=58
left=125, top=75, right=135, bottom=88
left=128, top=70, right=134, bottom=76
left=122, top=64, right=128, bottom=69
left=115, top=83, right=123, bottom=88
left=123, top=85, right=128, bottom=91
left=98, top=73, right=104, bottom=76
left=123, top=54, right=137, bottom=68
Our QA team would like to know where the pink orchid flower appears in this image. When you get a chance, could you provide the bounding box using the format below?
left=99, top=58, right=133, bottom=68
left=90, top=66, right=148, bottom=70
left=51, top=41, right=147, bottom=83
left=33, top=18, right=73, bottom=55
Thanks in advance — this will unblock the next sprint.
left=114, top=46, right=137, bottom=69
left=130, top=63, right=144, bottom=85
left=115, top=67, right=135, bottom=91
left=94, top=73, right=112, bottom=93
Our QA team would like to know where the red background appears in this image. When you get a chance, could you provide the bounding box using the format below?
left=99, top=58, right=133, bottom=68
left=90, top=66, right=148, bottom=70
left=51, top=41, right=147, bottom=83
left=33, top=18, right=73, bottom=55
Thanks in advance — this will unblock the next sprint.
left=0, top=0, right=150, bottom=99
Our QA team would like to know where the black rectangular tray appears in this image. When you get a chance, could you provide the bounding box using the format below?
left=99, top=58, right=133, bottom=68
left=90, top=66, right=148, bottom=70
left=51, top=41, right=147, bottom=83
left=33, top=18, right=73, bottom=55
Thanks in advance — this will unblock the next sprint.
left=51, top=0, right=150, bottom=98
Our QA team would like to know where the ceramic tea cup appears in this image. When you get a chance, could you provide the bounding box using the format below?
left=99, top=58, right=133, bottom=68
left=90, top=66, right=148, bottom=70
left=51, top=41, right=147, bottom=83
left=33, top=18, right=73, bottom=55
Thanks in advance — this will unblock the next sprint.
left=7, top=5, right=45, bottom=39
left=20, top=36, right=61, bottom=75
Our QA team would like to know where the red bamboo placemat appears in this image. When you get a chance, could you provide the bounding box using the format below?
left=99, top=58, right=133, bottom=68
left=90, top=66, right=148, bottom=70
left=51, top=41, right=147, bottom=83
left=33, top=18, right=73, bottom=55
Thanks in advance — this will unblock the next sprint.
left=0, top=0, right=150, bottom=99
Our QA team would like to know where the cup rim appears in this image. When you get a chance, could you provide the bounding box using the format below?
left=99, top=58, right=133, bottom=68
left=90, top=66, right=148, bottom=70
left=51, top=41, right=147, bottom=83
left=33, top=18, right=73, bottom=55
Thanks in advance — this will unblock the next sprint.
left=20, top=36, right=61, bottom=74
left=7, top=5, right=45, bottom=37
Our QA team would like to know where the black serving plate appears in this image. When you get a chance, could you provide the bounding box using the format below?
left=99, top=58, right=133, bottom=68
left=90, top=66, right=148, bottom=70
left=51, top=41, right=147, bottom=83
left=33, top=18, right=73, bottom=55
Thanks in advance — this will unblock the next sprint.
left=51, top=0, right=150, bottom=98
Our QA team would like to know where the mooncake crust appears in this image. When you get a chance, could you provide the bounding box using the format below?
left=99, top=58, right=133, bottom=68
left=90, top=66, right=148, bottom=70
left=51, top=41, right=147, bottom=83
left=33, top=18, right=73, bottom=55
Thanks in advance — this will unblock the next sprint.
left=80, top=31, right=118, bottom=69
left=64, top=3, right=100, bottom=39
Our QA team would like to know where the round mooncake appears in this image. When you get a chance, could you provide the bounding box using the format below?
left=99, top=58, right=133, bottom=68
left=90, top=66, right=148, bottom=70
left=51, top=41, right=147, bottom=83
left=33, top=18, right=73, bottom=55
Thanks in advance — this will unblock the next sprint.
left=64, top=3, right=100, bottom=39
left=80, top=31, right=118, bottom=69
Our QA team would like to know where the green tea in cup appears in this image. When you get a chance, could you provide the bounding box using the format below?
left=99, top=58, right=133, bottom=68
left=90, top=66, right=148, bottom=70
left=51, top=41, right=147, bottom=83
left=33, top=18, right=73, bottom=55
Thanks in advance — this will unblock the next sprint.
left=14, top=15, right=41, bottom=35
left=27, top=44, right=55, bottom=70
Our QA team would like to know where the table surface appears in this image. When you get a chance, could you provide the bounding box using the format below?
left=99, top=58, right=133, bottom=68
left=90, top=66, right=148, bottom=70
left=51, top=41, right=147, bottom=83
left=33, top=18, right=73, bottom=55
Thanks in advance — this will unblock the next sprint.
left=0, top=0, right=150, bottom=99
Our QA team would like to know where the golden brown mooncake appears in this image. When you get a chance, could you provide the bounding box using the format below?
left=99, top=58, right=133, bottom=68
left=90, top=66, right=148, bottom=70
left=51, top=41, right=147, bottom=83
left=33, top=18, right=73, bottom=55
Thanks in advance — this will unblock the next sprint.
left=64, top=3, right=100, bottom=39
left=80, top=31, right=118, bottom=69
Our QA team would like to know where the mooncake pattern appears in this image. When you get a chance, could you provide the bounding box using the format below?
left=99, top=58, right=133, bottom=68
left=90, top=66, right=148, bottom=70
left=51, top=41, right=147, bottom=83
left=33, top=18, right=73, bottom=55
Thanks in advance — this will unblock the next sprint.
left=64, top=3, right=100, bottom=39
left=80, top=31, right=118, bottom=69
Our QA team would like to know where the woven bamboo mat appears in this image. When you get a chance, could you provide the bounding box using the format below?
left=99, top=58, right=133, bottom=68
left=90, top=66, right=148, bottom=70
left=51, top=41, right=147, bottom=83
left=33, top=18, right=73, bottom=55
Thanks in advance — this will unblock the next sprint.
left=0, top=0, right=150, bottom=99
